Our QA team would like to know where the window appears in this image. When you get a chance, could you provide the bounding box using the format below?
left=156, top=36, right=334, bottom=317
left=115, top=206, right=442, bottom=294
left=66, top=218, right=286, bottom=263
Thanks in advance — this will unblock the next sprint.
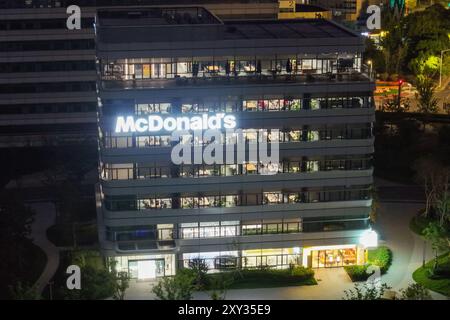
left=263, top=192, right=283, bottom=204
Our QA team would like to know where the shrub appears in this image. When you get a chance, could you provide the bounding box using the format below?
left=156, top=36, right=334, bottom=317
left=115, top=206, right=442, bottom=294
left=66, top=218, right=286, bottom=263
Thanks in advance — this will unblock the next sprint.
left=188, top=258, right=209, bottom=289
left=399, top=283, right=431, bottom=300
left=368, top=246, right=392, bottom=274
left=290, top=266, right=315, bottom=280
left=429, top=264, right=450, bottom=279
left=152, top=268, right=196, bottom=300
left=380, top=72, right=389, bottom=81
left=218, top=266, right=316, bottom=288
left=389, top=73, right=399, bottom=82
left=344, top=265, right=370, bottom=282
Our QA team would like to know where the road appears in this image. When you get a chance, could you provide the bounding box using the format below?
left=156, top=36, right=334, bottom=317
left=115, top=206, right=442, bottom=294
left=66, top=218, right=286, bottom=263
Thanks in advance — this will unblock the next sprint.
left=375, top=84, right=449, bottom=114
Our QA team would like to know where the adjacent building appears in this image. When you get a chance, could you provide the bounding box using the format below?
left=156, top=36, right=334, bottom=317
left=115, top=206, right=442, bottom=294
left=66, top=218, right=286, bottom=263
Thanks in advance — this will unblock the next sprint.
left=95, top=7, right=376, bottom=279
left=0, top=0, right=278, bottom=147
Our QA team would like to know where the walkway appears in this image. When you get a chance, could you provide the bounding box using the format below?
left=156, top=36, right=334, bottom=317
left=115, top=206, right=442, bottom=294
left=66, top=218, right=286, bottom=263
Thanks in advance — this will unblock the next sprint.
left=375, top=178, right=448, bottom=300
left=193, top=268, right=354, bottom=300
left=29, top=202, right=60, bottom=295
left=124, top=268, right=354, bottom=300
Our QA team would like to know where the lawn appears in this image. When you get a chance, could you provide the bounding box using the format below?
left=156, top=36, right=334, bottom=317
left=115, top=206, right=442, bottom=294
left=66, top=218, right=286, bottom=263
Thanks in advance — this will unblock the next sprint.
left=412, top=254, right=450, bottom=297
left=206, top=267, right=317, bottom=290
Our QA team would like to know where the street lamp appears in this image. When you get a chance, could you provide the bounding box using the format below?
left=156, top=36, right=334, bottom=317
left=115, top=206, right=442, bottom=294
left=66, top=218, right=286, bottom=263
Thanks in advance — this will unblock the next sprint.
left=367, top=60, right=373, bottom=79
left=397, top=79, right=404, bottom=110
left=439, top=49, right=450, bottom=88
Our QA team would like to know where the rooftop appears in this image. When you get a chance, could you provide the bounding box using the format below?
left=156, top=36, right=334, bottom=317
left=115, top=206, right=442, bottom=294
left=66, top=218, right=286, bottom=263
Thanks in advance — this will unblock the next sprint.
left=96, top=7, right=220, bottom=26
left=95, top=7, right=364, bottom=59
left=96, top=8, right=358, bottom=44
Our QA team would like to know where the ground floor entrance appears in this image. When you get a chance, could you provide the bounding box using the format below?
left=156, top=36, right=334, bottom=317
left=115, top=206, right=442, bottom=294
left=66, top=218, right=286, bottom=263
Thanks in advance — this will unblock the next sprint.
left=128, top=259, right=165, bottom=279
left=303, top=245, right=365, bottom=268
left=311, top=248, right=357, bottom=268
left=111, top=254, right=176, bottom=279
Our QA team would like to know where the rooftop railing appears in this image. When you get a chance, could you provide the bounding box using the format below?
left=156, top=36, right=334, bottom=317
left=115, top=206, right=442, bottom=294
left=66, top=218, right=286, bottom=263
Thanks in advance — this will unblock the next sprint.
left=100, top=65, right=374, bottom=91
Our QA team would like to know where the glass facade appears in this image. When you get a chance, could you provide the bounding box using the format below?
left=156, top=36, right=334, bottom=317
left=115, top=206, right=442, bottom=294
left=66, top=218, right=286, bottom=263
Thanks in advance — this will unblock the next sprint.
left=100, top=53, right=362, bottom=81
left=103, top=186, right=371, bottom=211
left=94, top=9, right=374, bottom=276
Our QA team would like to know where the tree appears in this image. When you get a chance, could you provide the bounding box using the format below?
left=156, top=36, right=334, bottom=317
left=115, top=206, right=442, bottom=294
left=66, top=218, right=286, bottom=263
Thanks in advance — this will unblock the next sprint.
left=435, top=191, right=450, bottom=227
left=188, top=258, right=209, bottom=289
left=209, top=272, right=234, bottom=300
left=380, top=8, right=408, bottom=75
left=152, top=269, right=196, bottom=300
left=343, top=281, right=391, bottom=300
left=0, top=192, right=36, bottom=299
left=381, top=96, right=411, bottom=113
left=113, top=271, right=130, bottom=300
left=8, top=282, right=41, bottom=300
left=369, top=186, right=379, bottom=223
left=76, top=265, right=117, bottom=300
left=404, top=4, right=450, bottom=74
left=412, top=156, right=448, bottom=218
left=423, top=221, right=449, bottom=270
left=399, top=283, right=432, bottom=300
left=415, top=74, right=438, bottom=117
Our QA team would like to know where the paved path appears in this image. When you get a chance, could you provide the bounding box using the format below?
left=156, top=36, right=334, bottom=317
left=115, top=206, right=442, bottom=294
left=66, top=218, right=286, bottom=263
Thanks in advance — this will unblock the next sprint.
left=377, top=202, right=448, bottom=300
left=194, top=268, right=354, bottom=300
left=29, top=202, right=60, bottom=295
left=124, top=268, right=354, bottom=300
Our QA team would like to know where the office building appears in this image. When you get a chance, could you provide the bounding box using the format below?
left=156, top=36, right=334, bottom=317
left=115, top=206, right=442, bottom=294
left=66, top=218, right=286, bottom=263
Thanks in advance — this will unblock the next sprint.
left=95, top=7, right=376, bottom=279
left=0, top=0, right=278, bottom=147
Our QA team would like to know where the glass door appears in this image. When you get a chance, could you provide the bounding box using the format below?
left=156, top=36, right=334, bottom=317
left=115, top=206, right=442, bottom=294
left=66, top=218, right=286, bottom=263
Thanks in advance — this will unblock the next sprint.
left=155, top=259, right=165, bottom=277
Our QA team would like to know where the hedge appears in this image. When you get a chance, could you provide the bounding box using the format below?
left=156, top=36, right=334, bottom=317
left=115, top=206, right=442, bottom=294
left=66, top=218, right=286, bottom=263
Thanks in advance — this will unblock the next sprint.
left=368, top=246, right=392, bottom=274
left=344, top=247, right=393, bottom=282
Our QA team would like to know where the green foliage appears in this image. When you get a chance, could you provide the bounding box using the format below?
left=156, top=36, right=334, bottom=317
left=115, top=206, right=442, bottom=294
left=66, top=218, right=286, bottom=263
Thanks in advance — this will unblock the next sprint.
left=152, top=268, right=196, bottom=300
left=218, top=267, right=316, bottom=289
left=368, top=246, right=393, bottom=274
left=51, top=250, right=117, bottom=300
left=344, top=265, right=371, bottom=282
left=188, top=258, right=209, bottom=289
left=345, top=247, right=392, bottom=282
left=379, top=4, right=450, bottom=76
left=404, top=4, right=450, bottom=73
left=208, top=272, right=234, bottom=300
left=415, top=74, right=438, bottom=115
left=413, top=253, right=450, bottom=297
left=423, top=222, right=449, bottom=269
left=60, top=264, right=116, bottom=300
left=113, top=271, right=130, bottom=300
left=410, top=54, right=440, bottom=77
left=290, top=266, right=315, bottom=280
left=8, top=282, right=41, bottom=300
left=410, top=214, right=434, bottom=235
left=381, top=96, right=411, bottom=113
left=78, top=265, right=116, bottom=300
left=69, top=250, right=104, bottom=270
left=400, top=283, right=432, bottom=300
left=435, top=192, right=450, bottom=227
left=343, top=281, right=391, bottom=300
left=0, top=192, right=46, bottom=299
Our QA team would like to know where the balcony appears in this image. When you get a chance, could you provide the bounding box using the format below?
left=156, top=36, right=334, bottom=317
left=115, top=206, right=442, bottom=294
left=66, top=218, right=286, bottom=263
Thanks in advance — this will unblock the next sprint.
left=116, top=239, right=176, bottom=252
left=100, top=66, right=374, bottom=91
